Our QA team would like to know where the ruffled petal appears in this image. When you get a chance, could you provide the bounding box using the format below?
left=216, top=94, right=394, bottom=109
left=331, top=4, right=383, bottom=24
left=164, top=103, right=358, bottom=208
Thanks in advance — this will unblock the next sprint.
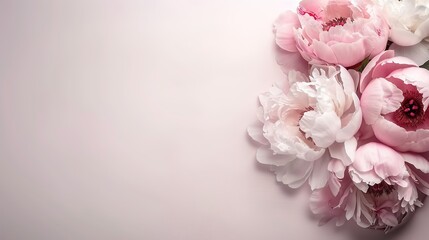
left=299, top=111, right=341, bottom=148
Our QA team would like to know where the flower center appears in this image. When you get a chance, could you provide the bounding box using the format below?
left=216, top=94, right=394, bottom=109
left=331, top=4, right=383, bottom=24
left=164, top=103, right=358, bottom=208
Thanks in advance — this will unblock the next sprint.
left=367, top=182, right=395, bottom=197
left=393, top=90, right=425, bottom=127
left=322, top=17, right=348, bottom=31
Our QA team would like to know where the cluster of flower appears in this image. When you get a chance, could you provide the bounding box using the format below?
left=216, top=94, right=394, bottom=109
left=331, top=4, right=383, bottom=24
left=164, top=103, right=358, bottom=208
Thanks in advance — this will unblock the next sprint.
left=248, top=0, right=429, bottom=231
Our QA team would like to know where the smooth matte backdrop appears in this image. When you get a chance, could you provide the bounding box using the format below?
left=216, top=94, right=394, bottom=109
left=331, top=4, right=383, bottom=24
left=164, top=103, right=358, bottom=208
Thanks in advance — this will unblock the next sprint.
left=1, top=0, right=428, bottom=239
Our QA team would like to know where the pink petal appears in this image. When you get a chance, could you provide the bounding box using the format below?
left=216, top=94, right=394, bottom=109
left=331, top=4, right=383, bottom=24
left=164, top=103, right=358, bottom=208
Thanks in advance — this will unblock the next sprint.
left=328, top=174, right=341, bottom=196
left=274, top=11, right=301, bottom=52
left=360, top=50, right=395, bottom=93
left=372, top=119, right=408, bottom=148
left=312, top=40, right=338, bottom=64
left=330, top=39, right=367, bottom=67
left=355, top=121, right=374, bottom=140
left=373, top=119, right=429, bottom=152
left=387, top=67, right=429, bottom=111
left=360, top=78, right=403, bottom=125
left=372, top=56, right=418, bottom=80
left=349, top=169, right=382, bottom=186
left=379, top=210, right=399, bottom=227
left=345, top=190, right=356, bottom=220
left=397, top=179, right=418, bottom=203
left=328, top=158, right=346, bottom=179
left=402, top=153, right=429, bottom=174
left=354, top=142, right=406, bottom=180
left=407, top=162, right=429, bottom=196
left=298, top=0, right=328, bottom=19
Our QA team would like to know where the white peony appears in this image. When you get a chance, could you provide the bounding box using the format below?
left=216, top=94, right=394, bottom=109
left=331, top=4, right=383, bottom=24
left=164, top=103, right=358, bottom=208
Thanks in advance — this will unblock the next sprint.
left=248, top=66, right=362, bottom=190
left=374, top=0, right=429, bottom=65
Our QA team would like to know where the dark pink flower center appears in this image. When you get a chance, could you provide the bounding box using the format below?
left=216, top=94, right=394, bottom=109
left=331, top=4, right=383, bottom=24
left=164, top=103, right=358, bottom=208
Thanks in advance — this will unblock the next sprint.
left=322, top=17, right=348, bottom=31
left=368, top=182, right=395, bottom=197
left=393, top=90, right=425, bottom=127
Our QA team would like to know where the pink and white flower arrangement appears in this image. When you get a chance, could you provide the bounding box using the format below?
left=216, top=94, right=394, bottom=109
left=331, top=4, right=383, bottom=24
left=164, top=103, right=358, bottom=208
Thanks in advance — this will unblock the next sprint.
left=249, top=0, right=429, bottom=232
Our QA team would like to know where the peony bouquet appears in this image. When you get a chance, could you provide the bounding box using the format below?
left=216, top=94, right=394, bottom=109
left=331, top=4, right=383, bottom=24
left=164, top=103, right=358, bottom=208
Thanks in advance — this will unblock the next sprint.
left=248, top=0, right=429, bottom=232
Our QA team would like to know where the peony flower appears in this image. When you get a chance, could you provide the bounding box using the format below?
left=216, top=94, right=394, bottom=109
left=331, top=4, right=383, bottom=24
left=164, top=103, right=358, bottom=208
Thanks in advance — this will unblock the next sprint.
left=248, top=65, right=362, bottom=190
left=374, top=0, right=429, bottom=65
left=274, top=0, right=389, bottom=67
left=360, top=50, right=429, bottom=152
left=310, top=142, right=429, bottom=231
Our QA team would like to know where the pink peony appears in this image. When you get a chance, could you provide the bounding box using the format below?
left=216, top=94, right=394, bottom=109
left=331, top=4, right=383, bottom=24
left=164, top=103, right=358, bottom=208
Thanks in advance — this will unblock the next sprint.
left=310, top=142, right=429, bottom=231
left=274, top=0, right=389, bottom=67
left=360, top=50, right=429, bottom=152
left=248, top=66, right=361, bottom=190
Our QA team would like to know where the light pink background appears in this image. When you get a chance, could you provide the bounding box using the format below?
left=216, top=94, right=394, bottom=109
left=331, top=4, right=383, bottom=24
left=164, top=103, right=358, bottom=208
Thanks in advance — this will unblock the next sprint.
left=0, top=0, right=428, bottom=239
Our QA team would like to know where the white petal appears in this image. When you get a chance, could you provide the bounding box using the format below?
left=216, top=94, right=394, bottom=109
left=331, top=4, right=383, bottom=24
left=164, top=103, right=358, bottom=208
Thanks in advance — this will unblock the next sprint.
left=247, top=124, right=268, bottom=145
left=328, top=175, right=341, bottom=196
left=256, top=147, right=295, bottom=166
left=299, top=111, right=341, bottom=148
left=309, top=153, right=331, bottom=190
left=328, top=158, right=346, bottom=179
left=336, top=94, right=362, bottom=142
left=274, top=160, right=313, bottom=188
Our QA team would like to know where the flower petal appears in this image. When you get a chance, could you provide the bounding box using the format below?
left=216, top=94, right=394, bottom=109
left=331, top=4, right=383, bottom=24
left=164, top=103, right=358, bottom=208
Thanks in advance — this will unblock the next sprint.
left=360, top=50, right=395, bottom=93
left=379, top=210, right=399, bottom=227
left=256, top=147, right=295, bottom=166
left=403, top=153, right=429, bottom=174
left=274, top=11, right=301, bottom=52
left=309, top=152, right=331, bottom=190
left=361, top=78, right=403, bottom=125
left=247, top=124, right=268, bottom=145
left=274, top=160, right=313, bottom=188
left=299, top=111, right=341, bottom=148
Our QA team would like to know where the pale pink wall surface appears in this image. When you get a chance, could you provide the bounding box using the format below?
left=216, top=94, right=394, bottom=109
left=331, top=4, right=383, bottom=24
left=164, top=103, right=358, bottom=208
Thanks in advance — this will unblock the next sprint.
left=0, top=0, right=428, bottom=239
